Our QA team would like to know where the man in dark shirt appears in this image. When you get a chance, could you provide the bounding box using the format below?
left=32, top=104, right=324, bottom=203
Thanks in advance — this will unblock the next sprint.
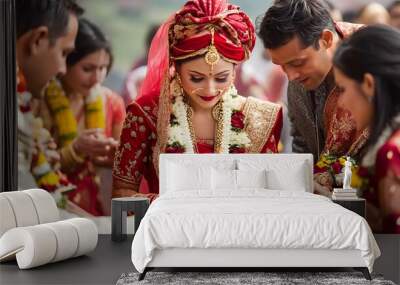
left=257, top=0, right=363, bottom=162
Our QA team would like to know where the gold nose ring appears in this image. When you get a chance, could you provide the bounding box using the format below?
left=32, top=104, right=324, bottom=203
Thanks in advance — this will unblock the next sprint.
left=190, top=88, right=204, bottom=96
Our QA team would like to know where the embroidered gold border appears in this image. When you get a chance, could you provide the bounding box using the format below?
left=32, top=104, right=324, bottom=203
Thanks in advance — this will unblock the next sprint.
left=348, top=127, right=370, bottom=156
left=243, top=97, right=281, bottom=153
left=134, top=102, right=156, bottom=129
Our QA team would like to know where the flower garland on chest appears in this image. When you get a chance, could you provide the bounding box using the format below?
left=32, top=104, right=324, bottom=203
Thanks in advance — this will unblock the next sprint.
left=17, top=70, right=69, bottom=192
left=44, top=79, right=106, bottom=147
left=165, top=79, right=251, bottom=154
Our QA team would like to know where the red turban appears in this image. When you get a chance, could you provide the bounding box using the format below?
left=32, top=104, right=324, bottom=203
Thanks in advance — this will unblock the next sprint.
left=170, top=0, right=256, bottom=63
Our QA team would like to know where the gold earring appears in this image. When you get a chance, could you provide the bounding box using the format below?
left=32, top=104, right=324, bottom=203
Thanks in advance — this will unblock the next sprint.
left=172, top=75, right=184, bottom=97
left=212, top=99, right=223, bottom=121
left=216, top=88, right=225, bottom=96
left=228, top=83, right=237, bottom=96
left=176, top=73, right=182, bottom=85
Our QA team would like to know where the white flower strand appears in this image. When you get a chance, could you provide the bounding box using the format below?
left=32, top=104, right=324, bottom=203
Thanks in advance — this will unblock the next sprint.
left=168, top=95, right=194, bottom=153
left=222, top=86, right=251, bottom=151
left=85, top=84, right=103, bottom=103
left=220, top=91, right=233, bottom=153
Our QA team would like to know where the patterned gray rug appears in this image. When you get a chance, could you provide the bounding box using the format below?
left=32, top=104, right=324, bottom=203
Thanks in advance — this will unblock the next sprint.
left=116, top=271, right=396, bottom=285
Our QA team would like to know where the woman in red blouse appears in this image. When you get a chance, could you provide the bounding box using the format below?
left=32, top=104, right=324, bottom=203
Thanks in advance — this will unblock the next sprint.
left=112, top=0, right=283, bottom=201
left=334, top=25, right=400, bottom=233
left=41, top=19, right=126, bottom=216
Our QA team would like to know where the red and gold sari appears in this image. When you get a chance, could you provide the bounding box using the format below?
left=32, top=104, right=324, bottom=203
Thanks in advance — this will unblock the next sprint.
left=113, top=93, right=282, bottom=199
left=374, top=130, right=400, bottom=233
left=112, top=0, right=282, bottom=200
left=359, top=127, right=400, bottom=234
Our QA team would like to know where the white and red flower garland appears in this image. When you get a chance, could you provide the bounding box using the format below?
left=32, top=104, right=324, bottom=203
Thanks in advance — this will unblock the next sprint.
left=166, top=80, right=251, bottom=153
left=17, top=71, right=70, bottom=194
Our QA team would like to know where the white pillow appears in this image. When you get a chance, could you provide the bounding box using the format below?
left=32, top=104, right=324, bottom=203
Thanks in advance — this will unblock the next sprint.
left=166, top=158, right=236, bottom=171
left=237, top=159, right=308, bottom=191
left=212, top=168, right=237, bottom=190
left=167, top=162, right=212, bottom=191
left=236, top=169, right=267, bottom=189
left=209, top=159, right=237, bottom=171
left=265, top=163, right=307, bottom=191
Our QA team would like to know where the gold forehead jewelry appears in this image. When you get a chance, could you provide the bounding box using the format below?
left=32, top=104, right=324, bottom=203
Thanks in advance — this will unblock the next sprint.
left=204, top=28, right=220, bottom=74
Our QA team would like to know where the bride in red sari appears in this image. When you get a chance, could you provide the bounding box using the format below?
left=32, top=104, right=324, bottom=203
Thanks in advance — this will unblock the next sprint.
left=112, top=0, right=283, bottom=200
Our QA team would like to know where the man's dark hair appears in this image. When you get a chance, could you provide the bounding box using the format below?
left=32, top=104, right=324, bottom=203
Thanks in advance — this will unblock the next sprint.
left=67, top=18, right=113, bottom=73
left=388, top=0, right=400, bottom=14
left=16, top=0, right=84, bottom=40
left=334, top=25, right=400, bottom=149
left=257, top=0, right=335, bottom=50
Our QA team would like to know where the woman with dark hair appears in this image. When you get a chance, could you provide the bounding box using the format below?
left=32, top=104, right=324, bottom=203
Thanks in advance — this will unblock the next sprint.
left=333, top=25, right=400, bottom=233
left=40, top=18, right=126, bottom=216
left=388, top=0, right=400, bottom=29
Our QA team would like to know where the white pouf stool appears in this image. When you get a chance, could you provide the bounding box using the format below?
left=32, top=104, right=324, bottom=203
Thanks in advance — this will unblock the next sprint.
left=0, top=189, right=98, bottom=269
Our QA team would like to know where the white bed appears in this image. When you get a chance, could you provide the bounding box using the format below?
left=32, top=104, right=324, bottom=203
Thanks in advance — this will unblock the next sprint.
left=131, top=154, right=380, bottom=280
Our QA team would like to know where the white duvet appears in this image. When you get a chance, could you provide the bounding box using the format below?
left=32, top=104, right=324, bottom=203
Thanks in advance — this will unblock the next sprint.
left=131, top=189, right=380, bottom=273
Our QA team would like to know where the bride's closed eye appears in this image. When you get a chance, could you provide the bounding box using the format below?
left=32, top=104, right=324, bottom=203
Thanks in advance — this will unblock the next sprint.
left=190, top=76, right=203, bottom=83
left=215, top=76, right=228, bottom=83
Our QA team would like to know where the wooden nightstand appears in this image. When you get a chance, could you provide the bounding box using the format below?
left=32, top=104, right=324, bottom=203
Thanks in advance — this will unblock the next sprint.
left=332, top=198, right=366, bottom=218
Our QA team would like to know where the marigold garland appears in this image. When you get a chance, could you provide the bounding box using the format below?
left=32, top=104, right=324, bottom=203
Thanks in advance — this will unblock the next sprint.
left=17, top=71, right=65, bottom=192
left=44, top=79, right=105, bottom=147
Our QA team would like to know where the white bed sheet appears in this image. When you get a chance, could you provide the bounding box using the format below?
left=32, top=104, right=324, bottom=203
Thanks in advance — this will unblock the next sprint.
left=131, top=189, right=380, bottom=273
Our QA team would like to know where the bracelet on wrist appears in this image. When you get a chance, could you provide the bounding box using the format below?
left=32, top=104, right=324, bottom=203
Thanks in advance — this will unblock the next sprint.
left=69, top=142, right=85, bottom=164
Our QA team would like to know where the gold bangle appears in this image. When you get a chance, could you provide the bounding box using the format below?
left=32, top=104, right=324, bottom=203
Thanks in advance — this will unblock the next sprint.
left=69, top=143, right=85, bottom=164
left=60, top=146, right=75, bottom=169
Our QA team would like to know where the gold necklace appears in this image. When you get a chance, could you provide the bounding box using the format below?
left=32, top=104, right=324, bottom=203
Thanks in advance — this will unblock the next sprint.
left=186, top=100, right=224, bottom=153
left=212, top=100, right=224, bottom=153
left=186, top=105, right=198, bottom=153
